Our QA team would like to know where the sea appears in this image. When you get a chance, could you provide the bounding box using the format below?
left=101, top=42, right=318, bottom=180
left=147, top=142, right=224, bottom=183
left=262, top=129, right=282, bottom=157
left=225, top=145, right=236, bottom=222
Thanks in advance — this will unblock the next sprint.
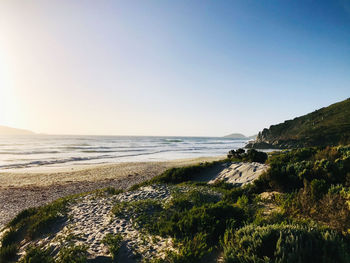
left=0, top=135, right=248, bottom=172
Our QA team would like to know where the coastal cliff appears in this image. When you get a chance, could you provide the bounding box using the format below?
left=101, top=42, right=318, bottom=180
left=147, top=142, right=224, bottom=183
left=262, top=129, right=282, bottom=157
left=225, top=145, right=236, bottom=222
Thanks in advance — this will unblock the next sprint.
left=246, top=98, right=350, bottom=149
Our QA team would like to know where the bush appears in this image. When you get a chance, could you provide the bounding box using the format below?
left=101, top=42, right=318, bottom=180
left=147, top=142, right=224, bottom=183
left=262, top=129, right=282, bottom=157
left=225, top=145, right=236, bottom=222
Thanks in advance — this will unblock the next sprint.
left=0, top=244, right=18, bottom=262
left=152, top=201, right=245, bottom=246
left=258, top=146, right=350, bottom=192
left=19, top=246, right=54, bottom=263
left=245, top=149, right=268, bottom=163
left=57, top=244, right=88, bottom=263
left=0, top=196, right=74, bottom=262
left=223, top=224, right=350, bottom=263
left=4, top=197, right=70, bottom=241
left=310, top=179, right=328, bottom=200
left=283, top=186, right=350, bottom=232
left=1, top=228, right=19, bottom=247
left=227, top=149, right=268, bottom=164
left=130, top=161, right=225, bottom=190
left=102, top=233, right=123, bottom=262
left=7, top=208, right=38, bottom=228
left=173, top=233, right=212, bottom=262
left=166, top=189, right=220, bottom=211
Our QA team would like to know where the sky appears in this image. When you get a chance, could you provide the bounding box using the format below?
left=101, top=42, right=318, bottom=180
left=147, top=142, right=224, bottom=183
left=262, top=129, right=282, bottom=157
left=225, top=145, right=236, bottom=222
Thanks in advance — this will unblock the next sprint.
left=0, top=0, right=349, bottom=137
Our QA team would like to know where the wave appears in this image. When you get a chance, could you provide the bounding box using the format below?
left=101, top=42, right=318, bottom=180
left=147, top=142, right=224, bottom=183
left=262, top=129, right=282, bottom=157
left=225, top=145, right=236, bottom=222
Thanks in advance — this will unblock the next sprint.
left=0, top=155, right=113, bottom=169
left=161, top=139, right=183, bottom=143
left=0, top=151, right=61, bottom=155
left=0, top=136, right=248, bottom=170
left=62, top=146, right=113, bottom=150
left=0, top=147, right=210, bottom=169
left=63, top=143, right=91, bottom=147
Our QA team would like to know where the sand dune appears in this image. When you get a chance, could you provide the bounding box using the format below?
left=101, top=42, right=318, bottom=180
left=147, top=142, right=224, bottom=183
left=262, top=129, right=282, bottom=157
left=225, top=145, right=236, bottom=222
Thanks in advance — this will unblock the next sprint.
left=207, top=162, right=268, bottom=186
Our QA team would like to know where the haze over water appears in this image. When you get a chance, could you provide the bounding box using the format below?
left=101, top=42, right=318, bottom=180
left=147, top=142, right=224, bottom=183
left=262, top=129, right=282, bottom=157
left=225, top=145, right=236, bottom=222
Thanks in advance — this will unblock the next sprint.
left=0, top=135, right=246, bottom=172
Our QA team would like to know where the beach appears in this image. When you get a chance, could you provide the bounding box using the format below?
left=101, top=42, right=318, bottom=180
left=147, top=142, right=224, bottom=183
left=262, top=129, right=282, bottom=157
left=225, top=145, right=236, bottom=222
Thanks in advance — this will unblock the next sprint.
left=0, top=156, right=224, bottom=229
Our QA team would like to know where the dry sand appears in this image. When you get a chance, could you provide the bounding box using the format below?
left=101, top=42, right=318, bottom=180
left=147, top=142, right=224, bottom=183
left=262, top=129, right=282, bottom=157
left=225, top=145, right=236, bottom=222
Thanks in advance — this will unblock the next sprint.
left=0, top=156, right=223, bottom=229
left=207, top=162, right=268, bottom=186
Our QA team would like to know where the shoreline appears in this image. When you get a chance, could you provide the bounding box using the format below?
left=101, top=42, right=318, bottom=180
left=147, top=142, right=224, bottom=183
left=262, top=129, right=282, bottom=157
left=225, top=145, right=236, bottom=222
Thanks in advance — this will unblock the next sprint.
left=0, top=156, right=224, bottom=229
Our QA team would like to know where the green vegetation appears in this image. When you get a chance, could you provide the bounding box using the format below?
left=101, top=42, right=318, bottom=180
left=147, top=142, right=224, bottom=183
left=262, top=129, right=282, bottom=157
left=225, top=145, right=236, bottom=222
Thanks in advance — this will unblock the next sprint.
left=18, top=246, right=54, bottom=263
left=94, top=187, right=123, bottom=197
left=0, top=196, right=74, bottom=263
left=121, top=146, right=350, bottom=262
left=256, top=146, right=350, bottom=192
left=223, top=224, right=350, bottom=262
left=129, top=160, right=226, bottom=190
left=56, top=244, right=88, bottom=263
left=102, top=233, right=123, bottom=262
left=113, top=186, right=250, bottom=262
left=0, top=244, right=17, bottom=263
left=227, top=148, right=268, bottom=163
left=247, top=98, right=350, bottom=149
left=2, top=145, right=350, bottom=262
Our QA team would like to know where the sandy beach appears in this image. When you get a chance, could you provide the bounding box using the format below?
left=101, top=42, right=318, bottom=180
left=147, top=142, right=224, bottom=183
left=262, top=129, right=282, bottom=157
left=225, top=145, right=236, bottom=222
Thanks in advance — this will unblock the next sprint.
left=0, top=156, right=224, bottom=229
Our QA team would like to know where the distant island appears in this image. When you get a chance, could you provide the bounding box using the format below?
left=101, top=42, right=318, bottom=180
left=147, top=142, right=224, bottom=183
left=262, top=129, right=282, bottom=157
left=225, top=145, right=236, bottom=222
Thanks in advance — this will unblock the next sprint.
left=224, top=133, right=257, bottom=140
left=0, top=125, right=34, bottom=135
left=247, top=98, right=350, bottom=149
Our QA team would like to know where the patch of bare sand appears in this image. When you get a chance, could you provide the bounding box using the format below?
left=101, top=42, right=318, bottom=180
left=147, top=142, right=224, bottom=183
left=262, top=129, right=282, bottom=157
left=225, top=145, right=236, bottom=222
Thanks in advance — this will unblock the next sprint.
left=207, top=162, right=268, bottom=186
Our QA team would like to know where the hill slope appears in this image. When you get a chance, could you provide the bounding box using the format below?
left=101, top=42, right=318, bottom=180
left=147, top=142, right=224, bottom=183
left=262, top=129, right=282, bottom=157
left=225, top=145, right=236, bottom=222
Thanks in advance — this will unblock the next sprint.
left=0, top=125, right=34, bottom=135
left=247, top=98, right=350, bottom=149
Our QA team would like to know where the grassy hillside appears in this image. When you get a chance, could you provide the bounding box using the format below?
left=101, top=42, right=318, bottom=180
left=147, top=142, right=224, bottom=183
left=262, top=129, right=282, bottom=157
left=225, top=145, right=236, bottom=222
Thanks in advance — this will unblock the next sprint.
left=247, top=98, right=350, bottom=149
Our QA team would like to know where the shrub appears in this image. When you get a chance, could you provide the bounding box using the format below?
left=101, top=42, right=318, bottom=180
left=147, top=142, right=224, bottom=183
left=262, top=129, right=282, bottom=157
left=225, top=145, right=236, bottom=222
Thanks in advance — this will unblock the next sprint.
left=19, top=246, right=54, bottom=263
left=172, top=233, right=212, bottom=262
left=222, top=187, right=245, bottom=203
left=151, top=164, right=213, bottom=184
left=223, top=224, right=350, bottom=263
left=310, top=179, right=328, bottom=200
left=5, top=197, right=70, bottom=241
left=0, top=196, right=73, bottom=262
left=1, top=228, right=19, bottom=247
left=244, top=149, right=268, bottom=163
left=130, top=161, right=225, bottom=190
left=166, top=189, right=220, bottom=211
left=104, top=187, right=123, bottom=195
left=0, top=244, right=18, bottom=262
left=153, top=201, right=245, bottom=245
left=227, top=149, right=268, bottom=164
left=57, top=244, right=88, bottom=263
left=102, top=233, right=123, bottom=261
left=7, top=208, right=38, bottom=228
left=258, top=146, right=350, bottom=192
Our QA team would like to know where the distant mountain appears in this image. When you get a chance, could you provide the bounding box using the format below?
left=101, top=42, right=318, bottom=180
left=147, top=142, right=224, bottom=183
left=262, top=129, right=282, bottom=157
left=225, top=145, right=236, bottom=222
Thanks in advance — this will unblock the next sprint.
left=0, top=125, right=34, bottom=135
left=224, top=133, right=247, bottom=139
left=246, top=98, right=350, bottom=149
left=224, top=133, right=257, bottom=140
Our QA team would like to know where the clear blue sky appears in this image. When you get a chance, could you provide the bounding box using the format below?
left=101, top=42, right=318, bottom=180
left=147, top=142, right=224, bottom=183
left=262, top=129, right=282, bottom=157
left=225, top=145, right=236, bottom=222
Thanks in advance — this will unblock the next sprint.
left=0, top=0, right=349, bottom=136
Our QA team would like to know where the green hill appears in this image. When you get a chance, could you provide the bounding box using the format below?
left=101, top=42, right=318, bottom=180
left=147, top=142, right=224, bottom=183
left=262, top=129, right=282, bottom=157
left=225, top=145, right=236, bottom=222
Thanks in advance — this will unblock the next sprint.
left=247, top=98, right=350, bottom=149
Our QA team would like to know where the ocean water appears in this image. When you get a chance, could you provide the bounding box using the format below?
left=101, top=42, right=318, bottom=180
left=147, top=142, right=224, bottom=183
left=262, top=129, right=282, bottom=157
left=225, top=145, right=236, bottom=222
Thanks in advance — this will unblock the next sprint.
left=0, top=135, right=247, bottom=172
